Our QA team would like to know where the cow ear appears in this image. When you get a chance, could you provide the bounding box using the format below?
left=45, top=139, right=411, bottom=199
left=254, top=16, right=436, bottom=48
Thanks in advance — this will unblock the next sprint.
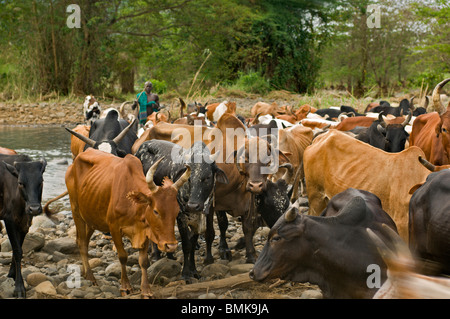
left=435, top=122, right=442, bottom=137
left=278, top=151, right=291, bottom=164
left=3, top=161, right=18, bottom=177
left=215, top=167, right=229, bottom=184
left=127, top=191, right=154, bottom=206
left=409, top=183, right=423, bottom=194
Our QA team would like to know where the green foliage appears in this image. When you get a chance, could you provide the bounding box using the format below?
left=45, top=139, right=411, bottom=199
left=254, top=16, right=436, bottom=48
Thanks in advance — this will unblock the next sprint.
left=227, top=71, right=271, bottom=95
left=149, top=79, right=167, bottom=95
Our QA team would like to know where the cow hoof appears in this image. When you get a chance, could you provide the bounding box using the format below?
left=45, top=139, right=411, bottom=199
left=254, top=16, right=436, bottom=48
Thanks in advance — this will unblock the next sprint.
left=234, top=237, right=246, bottom=250
left=141, top=293, right=154, bottom=299
left=13, top=287, right=26, bottom=299
left=219, top=249, right=232, bottom=261
left=245, top=256, right=256, bottom=264
left=204, top=256, right=214, bottom=265
left=120, top=288, right=132, bottom=296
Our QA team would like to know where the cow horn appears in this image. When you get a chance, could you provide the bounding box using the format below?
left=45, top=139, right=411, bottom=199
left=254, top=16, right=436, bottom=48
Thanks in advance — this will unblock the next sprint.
left=418, top=156, right=436, bottom=172
left=119, top=101, right=132, bottom=118
left=284, top=204, right=298, bottom=222
left=173, top=164, right=191, bottom=191
left=424, top=96, right=429, bottom=108
left=146, top=157, right=164, bottom=192
left=432, top=78, right=450, bottom=114
left=112, top=118, right=136, bottom=145
left=378, top=112, right=387, bottom=128
left=65, top=127, right=96, bottom=147
left=377, top=124, right=386, bottom=135
left=409, top=96, right=415, bottom=109
left=253, top=112, right=262, bottom=125
left=210, top=150, right=221, bottom=163
left=402, top=111, right=412, bottom=128
left=235, top=146, right=245, bottom=174
left=279, top=163, right=294, bottom=182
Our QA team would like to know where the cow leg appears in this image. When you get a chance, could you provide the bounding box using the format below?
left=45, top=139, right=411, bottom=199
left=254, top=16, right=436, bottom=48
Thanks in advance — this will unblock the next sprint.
left=74, top=217, right=96, bottom=284
left=110, top=230, right=133, bottom=295
left=242, top=212, right=257, bottom=264
left=204, top=210, right=215, bottom=265
left=177, top=214, right=199, bottom=282
left=216, top=211, right=232, bottom=261
left=138, top=239, right=153, bottom=299
left=4, top=220, right=26, bottom=298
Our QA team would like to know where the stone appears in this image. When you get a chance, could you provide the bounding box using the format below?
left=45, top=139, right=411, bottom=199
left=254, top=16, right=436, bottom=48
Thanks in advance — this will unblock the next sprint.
left=43, top=237, right=78, bottom=255
left=29, top=215, right=56, bottom=232
left=89, top=257, right=103, bottom=269
left=0, top=277, right=15, bottom=298
left=300, top=289, right=323, bottom=299
left=35, top=280, right=57, bottom=296
left=0, top=252, right=12, bottom=265
left=200, top=263, right=230, bottom=279
left=1, top=238, right=12, bottom=252
left=23, top=232, right=45, bottom=253
left=148, top=258, right=181, bottom=282
left=105, top=262, right=122, bottom=278
left=229, top=263, right=254, bottom=276
left=198, top=293, right=217, bottom=299
left=26, top=272, right=48, bottom=286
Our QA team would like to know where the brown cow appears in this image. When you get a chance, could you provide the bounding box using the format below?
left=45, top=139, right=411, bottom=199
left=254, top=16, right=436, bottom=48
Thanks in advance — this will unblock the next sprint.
left=303, top=129, right=431, bottom=241
left=205, top=101, right=237, bottom=122
left=69, top=125, right=90, bottom=159
left=409, top=80, right=450, bottom=165
left=275, top=104, right=317, bottom=124
left=131, top=122, right=214, bottom=153
left=250, top=101, right=292, bottom=118
left=0, top=146, right=17, bottom=155
left=65, top=149, right=190, bottom=298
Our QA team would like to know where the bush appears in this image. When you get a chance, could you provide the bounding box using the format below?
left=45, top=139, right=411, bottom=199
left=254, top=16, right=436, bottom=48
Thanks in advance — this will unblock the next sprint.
left=229, top=71, right=271, bottom=95
left=149, top=79, right=167, bottom=95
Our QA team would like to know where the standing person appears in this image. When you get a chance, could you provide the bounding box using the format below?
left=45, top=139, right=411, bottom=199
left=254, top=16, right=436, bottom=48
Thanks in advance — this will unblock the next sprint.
left=133, top=81, right=160, bottom=125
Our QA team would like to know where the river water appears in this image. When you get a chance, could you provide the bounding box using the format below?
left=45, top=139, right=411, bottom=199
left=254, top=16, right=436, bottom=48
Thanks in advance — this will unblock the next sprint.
left=0, top=126, right=73, bottom=211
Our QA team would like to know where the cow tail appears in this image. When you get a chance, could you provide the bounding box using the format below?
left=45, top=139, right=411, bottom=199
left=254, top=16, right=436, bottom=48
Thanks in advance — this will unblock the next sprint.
left=43, top=191, right=69, bottom=216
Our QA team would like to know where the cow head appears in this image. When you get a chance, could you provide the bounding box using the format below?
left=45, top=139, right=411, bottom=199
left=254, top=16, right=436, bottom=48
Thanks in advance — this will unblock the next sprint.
left=250, top=196, right=387, bottom=298
left=3, top=159, right=47, bottom=216
left=127, top=158, right=191, bottom=253
left=435, top=106, right=450, bottom=160
left=183, top=142, right=228, bottom=213
left=377, top=112, right=411, bottom=152
left=234, top=136, right=290, bottom=194
left=84, top=95, right=101, bottom=124
left=66, top=118, right=136, bottom=157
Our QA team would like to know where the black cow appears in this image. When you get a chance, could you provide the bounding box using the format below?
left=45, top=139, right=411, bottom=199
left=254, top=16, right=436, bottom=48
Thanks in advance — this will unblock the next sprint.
left=135, top=140, right=228, bottom=281
left=315, top=105, right=364, bottom=119
left=250, top=189, right=398, bottom=299
left=0, top=154, right=47, bottom=298
left=356, top=112, right=411, bottom=152
left=369, top=99, right=411, bottom=117
left=66, top=110, right=137, bottom=157
left=409, top=169, right=450, bottom=275
left=247, top=119, right=279, bottom=138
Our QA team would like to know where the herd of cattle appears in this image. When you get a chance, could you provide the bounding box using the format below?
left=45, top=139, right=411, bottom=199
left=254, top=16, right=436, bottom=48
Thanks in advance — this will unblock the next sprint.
left=1, top=78, right=450, bottom=299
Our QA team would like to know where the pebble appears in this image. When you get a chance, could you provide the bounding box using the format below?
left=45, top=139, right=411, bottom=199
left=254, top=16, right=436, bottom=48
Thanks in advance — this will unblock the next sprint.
left=0, top=194, right=319, bottom=299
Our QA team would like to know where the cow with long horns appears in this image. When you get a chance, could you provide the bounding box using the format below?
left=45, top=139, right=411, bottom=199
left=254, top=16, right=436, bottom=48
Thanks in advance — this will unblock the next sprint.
left=410, top=78, right=450, bottom=165
left=65, top=148, right=190, bottom=298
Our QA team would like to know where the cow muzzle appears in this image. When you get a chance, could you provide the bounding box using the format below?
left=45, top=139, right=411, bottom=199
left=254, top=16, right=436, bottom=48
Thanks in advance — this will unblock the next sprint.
left=27, top=204, right=42, bottom=216
left=247, top=181, right=265, bottom=194
left=187, top=201, right=204, bottom=212
left=163, top=243, right=178, bottom=253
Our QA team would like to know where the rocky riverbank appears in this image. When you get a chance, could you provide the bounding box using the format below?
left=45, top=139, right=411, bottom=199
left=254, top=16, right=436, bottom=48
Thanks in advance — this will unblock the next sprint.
left=0, top=205, right=322, bottom=299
